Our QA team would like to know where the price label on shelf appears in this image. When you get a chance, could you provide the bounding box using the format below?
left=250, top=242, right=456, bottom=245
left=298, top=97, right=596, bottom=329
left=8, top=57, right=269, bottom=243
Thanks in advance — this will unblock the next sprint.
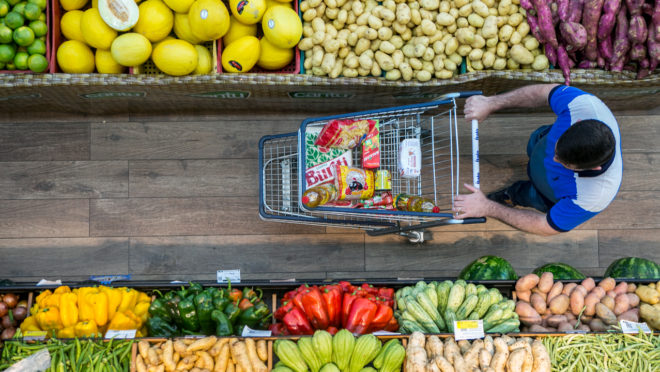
left=453, top=320, right=484, bottom=341
left=619, top=320, right=652, bottom=334
left=217, top=269, right=241, bottom=284
left=104, top=329, right=137, bottom=339
left=372, top=331, right=401, bottom=336
left=241, top=326, right=272, bottom=337
left=23, top=331, right=47, bottom=341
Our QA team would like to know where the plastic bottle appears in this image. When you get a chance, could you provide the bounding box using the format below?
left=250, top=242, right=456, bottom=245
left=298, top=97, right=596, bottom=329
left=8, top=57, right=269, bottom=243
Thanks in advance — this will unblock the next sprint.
left=302, top=183, right=338, bottom=208
left=394, top=193, right=440, bottom=213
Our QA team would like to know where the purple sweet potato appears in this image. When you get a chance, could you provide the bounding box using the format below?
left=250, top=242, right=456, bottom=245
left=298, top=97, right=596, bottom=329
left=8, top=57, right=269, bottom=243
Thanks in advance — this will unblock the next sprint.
left=520, top=0, right=534, bottom=12
left=630, top=42, right=646, bottom=61
left=610, top=6, right=631, bottom=70
left=583, top=0, right=605, bottom=61
left=561, top=21, right=588, bottom=51
left=545, top=43, right=558, bottom=65
left=597, top=0, right=621, bottom=40
left=527, top=14, right=545, bottom=43
left=649, top=20, right=659, bottom=71
left=599, top=34, right=614, bottom=59
left=578, top=59, right=598, bottom=68
left=637, top=58, right=650, bottom=78
left=568, top=0, right=585, bottom=23
left=629, top=15, right=648, bottom=44
left=654, top=0, right=660, bottom=41
left=557, top=45, right=571, bottom=85
left=550, top=1, right=560, bottom=26
left=558, top=0, right=569, bottom=21
left=626, top=0, right=645, bottom=15
left=532, top=0, right=559, bottom=48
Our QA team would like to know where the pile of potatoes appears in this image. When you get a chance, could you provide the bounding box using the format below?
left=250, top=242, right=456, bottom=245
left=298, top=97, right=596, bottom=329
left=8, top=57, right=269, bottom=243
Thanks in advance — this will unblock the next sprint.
left=514, top=273, right=641, bottom=333
left=297, top=0, right=549, bottom=81
left=637, top=281, right=660, bottom=330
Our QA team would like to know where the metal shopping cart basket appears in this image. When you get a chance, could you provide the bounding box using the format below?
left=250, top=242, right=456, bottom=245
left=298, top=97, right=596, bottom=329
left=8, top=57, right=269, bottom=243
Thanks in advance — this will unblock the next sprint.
left=259, top=92, right=486, bottom=243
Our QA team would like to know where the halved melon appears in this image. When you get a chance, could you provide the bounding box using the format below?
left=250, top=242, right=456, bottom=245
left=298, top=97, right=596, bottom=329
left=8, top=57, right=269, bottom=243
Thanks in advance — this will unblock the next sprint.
left=98, top=0, right=139, bottom=31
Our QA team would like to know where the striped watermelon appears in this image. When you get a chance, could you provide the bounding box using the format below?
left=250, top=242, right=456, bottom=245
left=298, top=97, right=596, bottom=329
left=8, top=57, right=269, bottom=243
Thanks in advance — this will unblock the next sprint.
left=533, top=263, right=586, bottom=280
left=458, top=256, right=518, bottom=280
left=604, top=257, right=660, bottom=279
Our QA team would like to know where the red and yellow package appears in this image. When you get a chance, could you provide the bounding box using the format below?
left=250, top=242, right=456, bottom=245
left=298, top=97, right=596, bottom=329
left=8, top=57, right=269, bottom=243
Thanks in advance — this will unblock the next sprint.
left=362, top=120, right=380, bottom=168
left=335, top=165, right=375, bottom=200
left=314, top=119, right=376, bottom=150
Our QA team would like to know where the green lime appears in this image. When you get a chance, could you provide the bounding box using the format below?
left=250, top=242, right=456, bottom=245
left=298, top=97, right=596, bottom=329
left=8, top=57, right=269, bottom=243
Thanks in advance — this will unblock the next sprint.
left=12, top=25, right=33, bottom=46
left=0, top=43, right=15, bottom=63
left=27, top=0, right=45, bottom=10
left=4, top=10, right=23, bottom=29
left=22, top=2, right=39, bottom=20
left=0, top=0, right=10, bottom=16
left=12, top=1, right=25, bottom=15
left=0, top=62, right=5, bottom=69
left=0, top=24, right=12, bottom=43
left=28, top=19, right=45, bottom=36
left=5, top=62, right=15, bottom=69
left=37, top=11, right=44, bottom=21
left=7, top=0, right=18, bottom=5
left=27, top=52, right=46, bottom=72
left=26, top=37, right=44, bottom=54
left=13, top=50, right=27, bottom=69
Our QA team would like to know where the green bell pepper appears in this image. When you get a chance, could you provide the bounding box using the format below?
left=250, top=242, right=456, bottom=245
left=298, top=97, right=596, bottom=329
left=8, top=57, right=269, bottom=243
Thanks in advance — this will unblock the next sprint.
left=224, top=302, right=241, bottom=324
left=148, top=298, right=172, bottom=323
left=211, top=309, right=233, bottom=336
left=146, top=316, right=179, bottom=337
left=195, top=291, right=215, bottom=335
left=213, top=296, right=230, bottom=312
left=239, top=305, right=271, bottom=328
left=178, top=295, right=200, bottom=332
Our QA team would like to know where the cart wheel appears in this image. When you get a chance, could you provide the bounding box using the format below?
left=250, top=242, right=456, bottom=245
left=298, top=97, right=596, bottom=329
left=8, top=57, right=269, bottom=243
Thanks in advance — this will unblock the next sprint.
left=401, top=230, right=425, bottom=243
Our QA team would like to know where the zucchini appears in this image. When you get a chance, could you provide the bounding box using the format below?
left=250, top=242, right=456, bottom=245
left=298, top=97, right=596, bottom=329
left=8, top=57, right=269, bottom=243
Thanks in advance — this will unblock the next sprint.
left=467, top=311, right=480, bottom=320
left=405, top=297, right=440, bottom=333
left=486, top=318, right=520, bottom=333
left=435, top=281, right=452, bottom=314
left=483, top=308, right=505, bottom=331
left=472, top=291, right=493, bottom=319
left=488, top=288, right=503, bottom=306
left=401, top=319, right=426, bottom=334
left=444, top=309, right=458, bottom=333
left=465, top=283, right=477, bottom=298
left=446, top=283, right=466, bottom=313
left=476, top=284, right=488, bottom=294
left=424, top=286, right=438, bottom=309
left=455, top=294, right=479, bottom=320
left=415, top=291, right=445, bottom=331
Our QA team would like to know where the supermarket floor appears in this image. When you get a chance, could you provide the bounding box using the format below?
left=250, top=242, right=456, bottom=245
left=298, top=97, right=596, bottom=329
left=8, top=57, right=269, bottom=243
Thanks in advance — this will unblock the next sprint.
left=1, top=105, right=659, bottom=282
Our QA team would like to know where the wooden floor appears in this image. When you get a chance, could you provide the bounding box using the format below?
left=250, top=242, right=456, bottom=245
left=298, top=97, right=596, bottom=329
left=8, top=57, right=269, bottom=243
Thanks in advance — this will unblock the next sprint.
left=1, top=106, right=659, bottom=283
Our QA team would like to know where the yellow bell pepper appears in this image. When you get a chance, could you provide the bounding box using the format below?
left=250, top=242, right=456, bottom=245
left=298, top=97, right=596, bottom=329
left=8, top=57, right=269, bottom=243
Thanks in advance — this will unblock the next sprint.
left=42, top=293, right=61, bottom=309
left=53, top=285, right=71, bottom=294
left=74, top=321, right=99, bottom=338
left=59, top=292, right=79, bottom=328
left=57, top=326, right=76, bottom=339
left=36, top=307, right=62, bottom=331
left=136, top=326, right=148, bottom=337
left=137, top=291, right=151, bottom=304
left=20, top=316, right=42, bottom=332
left=117, top=288, right=138, bottom=313
left=100, top=286, right=122, bottom=321
left=134, top=301, right=150, bottom=325
left=124, top=309, right=143, bottom=329
left=107, top=311, right=138, bottom=330
left=35, top=290, right=52, bottom=308
left=87, top=291, right=109, bottom=327
left=77, top=287, right=97, bottom=322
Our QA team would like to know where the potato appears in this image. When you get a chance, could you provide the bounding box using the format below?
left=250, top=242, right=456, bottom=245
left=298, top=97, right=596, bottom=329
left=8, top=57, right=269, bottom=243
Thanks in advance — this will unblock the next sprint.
left=338, top=46, right=350, bottom=58
left=445, top=37, right=458, bottom=54
left=443, top=58, right=457, bottom=71
left=498, top=24, right=514, bottom=42
left=385, top=69, right=401, bottom=80
left=456, top=44, right=471, bottom=56
left=409, top=57, right=423, bottom=70
left=598, top=278, right=616, bottom=292
left=601, top=295, right=615, bottom=311
left=471, top=34, right=486, bottom=49
left=472, top=0, right=490, bottom=17
left=399, top=62, right=413, bottom=80
left=493, top=57, right=506, bottom=69
left=482, top=51, right=495, bottom=67
left=506, top=348, right=526, bottom=372
left=562, top=283, right=578, bottom=297
left=508, top=12, right=523, bottom=27
left=640, top=304, right=660, bottom=329
left=557, top=322, right=574, bottom=332
left=614, top=282, right=629, bottom=296
left=303, top=8, right=318, bottom=21
left=496, top=41, right=508, bottom=57
left=355, top=39, right=371, bottom=55
left=617, top=308, right=640, bottom=322
left=509, top=30, right=522, bottom=45
left=545, top=282, right=563, bottom=303
left=436, top=12, right=454, bottom=26
left=626, top=293, right=640, bottom=307
left=570, top=289, right=585, bottom=316
left=590, top=286, right=606, bottom=300
left=529, top=293, right=546, bottom=315
left=583, top=294, right=599, bottom=316
left=411, top=8, right=422, bottom=24
left=549, top=294, right=570, bottom=315
left=545, top=315, right=567, bottom=328
left=413, top=43, right=427, bottom=57
left=613, top=293, right=630, bottom=315
left=596, top=303, right=618, bottom=325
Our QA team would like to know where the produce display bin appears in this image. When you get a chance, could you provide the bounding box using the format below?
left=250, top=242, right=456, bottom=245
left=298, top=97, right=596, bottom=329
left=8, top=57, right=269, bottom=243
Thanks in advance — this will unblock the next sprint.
left=0, top=0, right=52, bottom=74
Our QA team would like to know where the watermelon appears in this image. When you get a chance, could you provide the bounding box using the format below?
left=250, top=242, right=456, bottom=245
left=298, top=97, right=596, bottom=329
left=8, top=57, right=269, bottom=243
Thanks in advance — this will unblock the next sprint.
left=533, top=263, right=586, bottom=280
left=604, top=257, right=660, bottom=279
left=458, top=256, right=518, bottom=280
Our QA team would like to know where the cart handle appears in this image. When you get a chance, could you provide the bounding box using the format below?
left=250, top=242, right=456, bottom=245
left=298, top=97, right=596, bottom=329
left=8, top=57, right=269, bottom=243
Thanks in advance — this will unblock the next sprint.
left=365, top=217, right=488, bottom=237
left=437, top=91, right=483, bottom=100
left=472, top=119, right=480, bottom=189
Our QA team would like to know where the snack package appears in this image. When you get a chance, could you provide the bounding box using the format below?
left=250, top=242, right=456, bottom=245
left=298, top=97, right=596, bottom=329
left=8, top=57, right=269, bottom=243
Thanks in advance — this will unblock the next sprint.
left=398, top=138, right=421, bottom=178
left=314, top=119, right=376, bottom=150
left=335, top=165, right=375, bottom=200
left=305, top=127, right=353, bottom=188
left=362, top=120, right=380, bottom=168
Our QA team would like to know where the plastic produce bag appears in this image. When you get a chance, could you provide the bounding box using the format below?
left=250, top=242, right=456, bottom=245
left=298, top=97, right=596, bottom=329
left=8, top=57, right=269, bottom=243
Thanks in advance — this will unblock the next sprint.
left=5, top=349, right=51, bottom=372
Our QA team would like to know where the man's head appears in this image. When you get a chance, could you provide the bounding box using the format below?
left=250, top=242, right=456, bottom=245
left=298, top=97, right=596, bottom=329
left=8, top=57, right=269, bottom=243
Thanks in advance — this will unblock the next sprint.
left=554, top=119, right=616, bottom=171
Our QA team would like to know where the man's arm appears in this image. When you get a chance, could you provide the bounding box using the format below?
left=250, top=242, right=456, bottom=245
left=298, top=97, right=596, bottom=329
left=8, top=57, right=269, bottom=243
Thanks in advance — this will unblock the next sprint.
left=465, top=84, right=559, bottom=122
left=454, top=184, right=560, bottom=236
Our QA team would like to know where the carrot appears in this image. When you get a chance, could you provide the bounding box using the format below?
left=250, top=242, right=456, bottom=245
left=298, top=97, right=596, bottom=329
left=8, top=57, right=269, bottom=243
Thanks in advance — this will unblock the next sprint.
left=532, top=0, right=559, bottom=48
left=597, top=0, right=622, bottom=40
left=610, top=6, right=631, bottom=70
left=557, top=45, right=571, bottom=85
left=560, top=21, right=588, bottom=51
left=583, top=0, right=605, bottom=61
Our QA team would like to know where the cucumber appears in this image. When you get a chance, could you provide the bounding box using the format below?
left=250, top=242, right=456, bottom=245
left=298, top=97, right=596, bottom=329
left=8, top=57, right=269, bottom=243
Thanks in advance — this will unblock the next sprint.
left=467, top=311, right=480, bottom=320
left=486, top=318, right=520, bottom=333
left=455, top=294, right=479, bottom=320
left=444, top=309, right=458, bottom=333
left=446, top=283, right=466, bottom=313
left=483, top=308, right=505, bottom=331
left=436, top=281, right=452, bottom=314
left=472, top=291, right=493, bottom=318
left=476, top=285, right=488, bottom=295
left=401, top=319, right=427, bottom=334
left=488, top=288, right=503, bottom=306
left=454, top=280, right=467, bottom=288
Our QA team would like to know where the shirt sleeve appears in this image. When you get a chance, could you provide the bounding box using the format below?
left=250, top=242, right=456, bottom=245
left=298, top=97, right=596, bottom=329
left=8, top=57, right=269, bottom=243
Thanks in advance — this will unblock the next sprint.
left=549, top=86, right=589, bottom=117
left=547, top=198, right=599, bottom=232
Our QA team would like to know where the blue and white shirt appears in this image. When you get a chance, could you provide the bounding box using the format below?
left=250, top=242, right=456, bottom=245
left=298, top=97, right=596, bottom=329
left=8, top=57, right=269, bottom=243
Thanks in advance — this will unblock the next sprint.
left=529, top=86, right=622, bottom=232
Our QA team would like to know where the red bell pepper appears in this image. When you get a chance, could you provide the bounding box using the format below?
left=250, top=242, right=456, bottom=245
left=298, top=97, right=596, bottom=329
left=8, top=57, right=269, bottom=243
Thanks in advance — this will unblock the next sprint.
left=338, top=281, right=354, bottom=293
left=326, top=326, right=339, bottom=335
left=228, top=288, right=243, bottom=303
left=378, top=287, right=395, bottom=300
left=368, top=303, right=393, bottom=332
left=361, top=283, right=379, bottom=296
left=345, top=297, right=378, bottom=334
left=269, top=323, right=289, bottom=336
left=301, top=286, right=330, bottom=330
left=293, top=289, right=306, bottom=311
left=341, top=291, right=358, bottom=328
left=238, top=298, right=254, bottom=311
left=322, top=285, right=342, bottom=327
left=384, top=316, right=399, bottom=332
left=284, top=285, right=308, bottom=300
left=282, top=307, right=314, bottom=335
left=274, top=300, right=294, bottom=321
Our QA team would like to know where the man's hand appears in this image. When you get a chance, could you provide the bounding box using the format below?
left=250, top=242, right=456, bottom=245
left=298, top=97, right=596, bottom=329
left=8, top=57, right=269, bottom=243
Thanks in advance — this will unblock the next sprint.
left=464, top=95, right=494, bottom=123
left=453, top=184, right=493, bottom=219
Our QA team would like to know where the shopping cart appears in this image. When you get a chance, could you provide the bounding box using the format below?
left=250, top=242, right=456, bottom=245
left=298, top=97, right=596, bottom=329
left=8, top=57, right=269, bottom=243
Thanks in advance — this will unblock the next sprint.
left=259, top=92, right=486, bottom=242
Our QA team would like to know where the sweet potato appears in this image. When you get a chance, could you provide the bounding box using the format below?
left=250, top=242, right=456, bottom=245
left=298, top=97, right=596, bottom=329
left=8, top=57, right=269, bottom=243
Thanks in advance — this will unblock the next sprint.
left=557, top=0, right=569, bottom=21
left=626, top=0, right=645, bottom=15
left=547, top=282, right=563, bottom=303
left=549, top=294, right=570, bottom=314
left=649, top=21, right=660, bottom=71
left=611, top=6, right=631, bottom=70
left=533, top=273, right=551, bottom=293
left=629, top=14, right=649, bottom=44
left=557, top=322, right=574, bottom=332
left=517, top=290, right=532, bottom=303
left=546, top=315, right=568, bottom=328
left=589, top=318, right=609, bottom=331
left=613, top=293, right=630, bottom=315
left=576, top=323, right=591, bottom=332
left=578, top=278, right=594, bottom=292
left=532, top=0, right=559, bottom=48
left=598, top=0, right=622, bottom=40
left=530, top=293, right=547, bottom=315
left=567, top=0, right=585, bottom=22
left=562, top=283, right=578, bottom=296
left=517, top=301, right=541, bottom=318
left=654, top=0, right=660, bottom=41
left=599, top=34, right=614, bottom=59
left=520, top=0, right=533, bottom=11
left=598, top=277, right=616, bottom=291
left=583, top=293, right=600, bottom=316
left=596, top=303, right=618, bottom=325
left=516, top=274, right=540, bottom=292
left=617, top=308, right=639, bottom=322
left=630, top=42, right=647, bottom=60
left=578, top=60, right=598, bottom=68
left=526, top=14, right=545, bottom=43
left=583, top=0, right=605, bottom=61
left=613, top=281, right=628, bottom=295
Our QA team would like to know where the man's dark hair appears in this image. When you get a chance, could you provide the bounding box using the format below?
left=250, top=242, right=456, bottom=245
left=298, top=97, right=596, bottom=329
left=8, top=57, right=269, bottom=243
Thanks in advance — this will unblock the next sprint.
left=555, top=119, right=616, bottom=170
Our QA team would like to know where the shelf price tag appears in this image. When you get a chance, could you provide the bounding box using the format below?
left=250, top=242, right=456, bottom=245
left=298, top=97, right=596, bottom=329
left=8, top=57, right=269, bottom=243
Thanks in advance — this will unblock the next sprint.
left=104, top=329, right=137, bottom=339
left=23, top=330, right=47, bottom=341
left=372, top=331, right=401, bottom=336
left=217, top=269, right=241, bottom=284
left=453, top=320, right=484, bottom=341
left=241, top=326, right=272, bottom=337
left=619, top=320, right=652, bottom=334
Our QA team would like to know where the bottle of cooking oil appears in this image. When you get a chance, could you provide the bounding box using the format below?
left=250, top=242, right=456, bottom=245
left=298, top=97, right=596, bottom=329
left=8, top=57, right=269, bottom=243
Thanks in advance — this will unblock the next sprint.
left=394, top=193, right=440, bottom=213
left=302, top=183, right=338, bottom=208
